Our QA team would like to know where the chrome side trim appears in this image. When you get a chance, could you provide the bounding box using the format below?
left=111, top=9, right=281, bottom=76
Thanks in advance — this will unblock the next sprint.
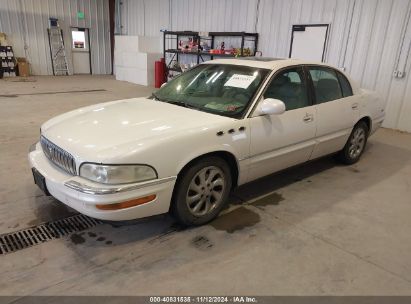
left=64, top=176, right=177, bottom=195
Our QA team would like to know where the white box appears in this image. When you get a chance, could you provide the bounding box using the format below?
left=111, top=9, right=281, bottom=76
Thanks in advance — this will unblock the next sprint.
left=114, top=35, right=162, bottom=87
left=115, top=35, right=140, bottom=52
left=122, top=51, right=150, bottom=69
left=138, top=36, right=162, bottom=53
left=115, top=66, right=156, bottom=86
left=114, top=35, right=162, bottom=53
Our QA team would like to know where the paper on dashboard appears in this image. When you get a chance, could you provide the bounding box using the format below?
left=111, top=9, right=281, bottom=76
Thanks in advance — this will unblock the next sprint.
left=224, top=74, right=256, bottom=89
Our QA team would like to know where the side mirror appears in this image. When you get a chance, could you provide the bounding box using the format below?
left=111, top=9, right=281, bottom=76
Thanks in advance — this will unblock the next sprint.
left=253, top=98, right=286, bottom=117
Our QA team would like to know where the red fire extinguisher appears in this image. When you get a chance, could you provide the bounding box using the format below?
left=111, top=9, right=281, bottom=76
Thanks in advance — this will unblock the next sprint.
left=154, top=58, right=166, bottom=88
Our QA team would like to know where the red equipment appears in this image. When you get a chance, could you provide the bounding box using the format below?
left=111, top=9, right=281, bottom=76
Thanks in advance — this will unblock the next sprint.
left=154, top=59, right=166, bottom=88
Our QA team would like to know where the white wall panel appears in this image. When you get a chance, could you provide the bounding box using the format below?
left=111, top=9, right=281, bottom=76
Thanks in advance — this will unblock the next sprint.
left=121, top=0, right=169, bottom=36
left=114, top=0, right=411, bottom=131
left=0, top=0, right=27, bottom=63
left=370, top=0, right=411, bottom=130
left=120, top=0, right=257, bottom=35
left=0, top=0, right=111, bottom=75
left=171, top=0, right=258, bottom=32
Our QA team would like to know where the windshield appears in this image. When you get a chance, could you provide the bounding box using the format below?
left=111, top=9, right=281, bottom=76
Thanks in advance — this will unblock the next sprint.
left=153, top=64, right=270, bottom=118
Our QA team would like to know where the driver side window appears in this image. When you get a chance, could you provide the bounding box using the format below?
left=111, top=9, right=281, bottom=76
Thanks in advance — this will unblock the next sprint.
left=264, top=67, right=309, bottom=111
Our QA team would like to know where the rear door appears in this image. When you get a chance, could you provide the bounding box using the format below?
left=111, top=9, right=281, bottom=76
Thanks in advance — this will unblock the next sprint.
left=306, top=65, right=359, bottom=159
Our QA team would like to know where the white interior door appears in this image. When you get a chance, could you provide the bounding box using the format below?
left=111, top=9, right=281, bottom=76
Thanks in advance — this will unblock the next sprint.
left=71, top=28, right=91, bottom=74
left=289, top=25, right=329, bottom=62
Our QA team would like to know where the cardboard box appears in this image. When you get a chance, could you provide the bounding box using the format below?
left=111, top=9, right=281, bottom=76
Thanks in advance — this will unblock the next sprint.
left=114, top=36, right=162, bottom=86
left=16, top=57, right=30, bottom=77
left=0, top=33, right=8, bottom=46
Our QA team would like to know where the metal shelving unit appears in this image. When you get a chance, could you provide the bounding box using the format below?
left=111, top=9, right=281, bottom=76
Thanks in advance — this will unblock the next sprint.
left=0, top=46, right=16, bottom=78
left=163, top=31, right=258, bottom=76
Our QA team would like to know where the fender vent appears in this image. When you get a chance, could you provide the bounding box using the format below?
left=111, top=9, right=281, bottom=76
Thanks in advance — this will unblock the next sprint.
left=0, top=214, right=101, bottom=255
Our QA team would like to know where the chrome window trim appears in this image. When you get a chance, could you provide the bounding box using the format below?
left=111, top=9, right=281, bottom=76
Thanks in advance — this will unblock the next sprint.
left=64, top=176, right=177, bottom=195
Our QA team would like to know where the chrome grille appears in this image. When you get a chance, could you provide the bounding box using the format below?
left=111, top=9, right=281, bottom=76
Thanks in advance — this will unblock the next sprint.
left=40, top=136, right=77, bottom=175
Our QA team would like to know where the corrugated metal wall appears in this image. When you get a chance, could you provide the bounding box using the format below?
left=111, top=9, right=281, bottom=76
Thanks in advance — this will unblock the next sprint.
left=120, top=0, right=170, bottom=36
left=169, top=0, right=258, bottom=32
left=0, top=0, right=111, bottom=75
left=119, top=0, right=411, bottom=132
left=255, top=0, right=411, bottom=132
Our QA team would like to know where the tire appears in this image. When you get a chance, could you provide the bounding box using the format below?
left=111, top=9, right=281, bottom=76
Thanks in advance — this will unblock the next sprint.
left=337, top=121, right=369, bottom=165
left=171, top=156, right=232, bottom=226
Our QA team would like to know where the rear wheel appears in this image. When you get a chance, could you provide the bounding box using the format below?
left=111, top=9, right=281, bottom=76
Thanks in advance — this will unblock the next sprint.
left=171, top=157, right=232, bottom=226
left=337, top=121, right=369, bottom=165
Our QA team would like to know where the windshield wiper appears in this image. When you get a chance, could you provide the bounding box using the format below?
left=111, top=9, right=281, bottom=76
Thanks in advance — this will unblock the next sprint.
left=152, top=93, right=185, bottom=106
left=166, top=100, right=192, bottom=108
left=151, top=92, right=162, bottom=101
left=152, top=93, right=197, bottom=110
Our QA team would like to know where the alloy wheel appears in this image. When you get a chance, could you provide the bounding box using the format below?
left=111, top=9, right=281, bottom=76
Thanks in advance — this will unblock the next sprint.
left=348, top=128, right=366, bottom=159
left=185, top=166, right=226, bottom=217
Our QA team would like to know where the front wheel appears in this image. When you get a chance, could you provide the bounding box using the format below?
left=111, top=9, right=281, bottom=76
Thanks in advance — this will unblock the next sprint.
left=171, top=157, right=232, bottom=226
left=337, top=121, right=369, bottom=165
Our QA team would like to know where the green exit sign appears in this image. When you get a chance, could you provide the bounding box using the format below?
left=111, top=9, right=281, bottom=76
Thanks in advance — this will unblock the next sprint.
left=77, top=11, right=84, bottom=19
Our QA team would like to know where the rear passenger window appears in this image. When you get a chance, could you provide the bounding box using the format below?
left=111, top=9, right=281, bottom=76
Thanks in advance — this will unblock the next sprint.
left=336, top=72, right=353, bottom=97
left=264, top=67, right=309, bottom=111
left=309, top=67, right=342, bottom=103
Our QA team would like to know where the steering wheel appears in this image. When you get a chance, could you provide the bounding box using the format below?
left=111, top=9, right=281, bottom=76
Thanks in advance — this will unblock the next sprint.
left=223, top=87, right=252, bottom=101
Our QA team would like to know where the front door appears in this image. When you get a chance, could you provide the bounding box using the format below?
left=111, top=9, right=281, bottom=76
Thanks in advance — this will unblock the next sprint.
left=248, top=66, right=317, bottom=182
left=71, top=28, right=91, bottom=74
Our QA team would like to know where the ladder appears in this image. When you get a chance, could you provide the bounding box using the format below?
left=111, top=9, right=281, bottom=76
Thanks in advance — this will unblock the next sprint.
left=47, top=19, right=69, bottom=76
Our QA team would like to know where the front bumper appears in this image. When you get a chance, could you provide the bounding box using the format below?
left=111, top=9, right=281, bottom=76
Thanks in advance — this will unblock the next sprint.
left=28, top=143, right=176, bottom=221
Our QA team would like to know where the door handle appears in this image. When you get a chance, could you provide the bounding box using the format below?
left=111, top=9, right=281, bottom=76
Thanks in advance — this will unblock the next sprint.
left=352, top=103, right=359, bottom=109
left=303, top=114, right=314, bottom=122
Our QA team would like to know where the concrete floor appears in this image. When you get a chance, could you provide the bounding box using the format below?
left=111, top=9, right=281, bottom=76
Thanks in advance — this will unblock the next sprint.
left=1, top=75, right=411, bottom=296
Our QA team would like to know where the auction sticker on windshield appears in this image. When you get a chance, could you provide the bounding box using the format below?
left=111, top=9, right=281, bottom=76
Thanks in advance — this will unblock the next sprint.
left=224, top=74, right=256, bottom=89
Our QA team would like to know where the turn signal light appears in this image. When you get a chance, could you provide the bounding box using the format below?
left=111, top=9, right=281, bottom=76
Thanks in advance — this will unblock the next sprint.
left=95, top=194, right=156, bottom=210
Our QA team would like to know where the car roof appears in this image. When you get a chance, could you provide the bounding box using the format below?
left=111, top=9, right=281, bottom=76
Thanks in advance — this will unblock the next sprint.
left=202, top=57, right=331, bottom=70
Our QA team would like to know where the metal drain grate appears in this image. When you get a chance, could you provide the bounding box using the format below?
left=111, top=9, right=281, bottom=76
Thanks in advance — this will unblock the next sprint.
left=0, top=214, right=101, bottom=255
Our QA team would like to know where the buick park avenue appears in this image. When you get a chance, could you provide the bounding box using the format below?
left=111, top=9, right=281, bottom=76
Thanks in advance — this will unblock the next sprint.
left=29, top=58, right=385, bottom=226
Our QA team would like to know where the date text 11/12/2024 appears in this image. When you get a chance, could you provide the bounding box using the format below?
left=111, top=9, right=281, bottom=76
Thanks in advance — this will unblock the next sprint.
left=149, top=296, right=257, bottom=303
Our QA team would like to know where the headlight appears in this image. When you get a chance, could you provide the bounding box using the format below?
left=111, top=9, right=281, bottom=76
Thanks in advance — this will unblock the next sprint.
left=79, top=163, right=157, bottom=184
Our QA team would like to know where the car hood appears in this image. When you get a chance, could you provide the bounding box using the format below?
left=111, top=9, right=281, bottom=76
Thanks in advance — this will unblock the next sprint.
left=41, top=97, right=233, bottom=162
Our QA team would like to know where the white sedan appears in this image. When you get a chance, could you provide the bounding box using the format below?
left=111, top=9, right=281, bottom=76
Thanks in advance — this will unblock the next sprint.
left=29, top=58, right=385, bottom=226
